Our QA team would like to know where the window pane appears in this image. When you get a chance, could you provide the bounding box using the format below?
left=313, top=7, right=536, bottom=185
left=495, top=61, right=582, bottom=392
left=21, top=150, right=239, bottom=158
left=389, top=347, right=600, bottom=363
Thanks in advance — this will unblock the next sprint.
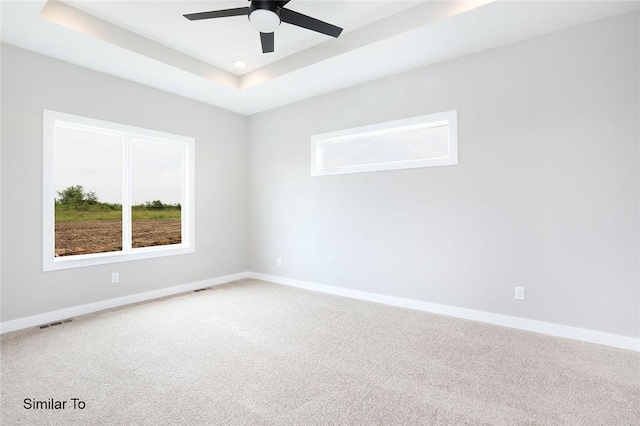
left=321, top=125, right=449, bottom=169
left=311, top=111, right=457, bottom=177
left=131, top=140, right=182, bottom=249
left=54, top=126, right=123, bottom=256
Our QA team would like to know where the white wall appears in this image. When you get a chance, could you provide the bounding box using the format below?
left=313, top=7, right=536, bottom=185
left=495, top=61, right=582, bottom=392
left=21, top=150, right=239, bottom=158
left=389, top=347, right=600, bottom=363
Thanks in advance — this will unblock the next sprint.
left=248, top=12, right=640, bottom=338
left=0, top=44, right=249, bottom=322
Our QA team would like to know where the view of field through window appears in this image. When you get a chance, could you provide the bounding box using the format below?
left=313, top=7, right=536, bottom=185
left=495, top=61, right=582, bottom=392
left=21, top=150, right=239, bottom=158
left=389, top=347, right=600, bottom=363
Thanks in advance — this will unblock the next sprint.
left=54, top=126, right=183, bottom=257
left=132, top=139, right=182, bottom=249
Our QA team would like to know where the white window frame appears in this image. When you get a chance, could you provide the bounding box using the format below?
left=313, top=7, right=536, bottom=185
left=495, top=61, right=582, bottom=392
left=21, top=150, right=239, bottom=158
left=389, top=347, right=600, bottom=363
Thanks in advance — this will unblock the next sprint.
left=311, top=110, right=458, bottom=176
left=43, top=110, right=195, bottom=271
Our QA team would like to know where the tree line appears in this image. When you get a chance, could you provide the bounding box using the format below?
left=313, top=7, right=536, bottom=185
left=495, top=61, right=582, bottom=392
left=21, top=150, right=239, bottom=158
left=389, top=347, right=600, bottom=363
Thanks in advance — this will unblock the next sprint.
left=56, top=185, right=180, bottom=210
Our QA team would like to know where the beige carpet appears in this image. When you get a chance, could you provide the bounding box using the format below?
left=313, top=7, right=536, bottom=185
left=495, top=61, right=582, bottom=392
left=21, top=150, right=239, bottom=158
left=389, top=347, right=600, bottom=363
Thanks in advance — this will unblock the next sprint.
left=1, top=279, right=639, bottom=425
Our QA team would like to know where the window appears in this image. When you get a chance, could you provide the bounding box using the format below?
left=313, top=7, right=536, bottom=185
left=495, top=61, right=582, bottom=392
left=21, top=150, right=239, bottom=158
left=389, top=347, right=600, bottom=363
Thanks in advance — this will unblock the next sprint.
left=311, top=110, right=458, bottom=176
left=43, top=110, right=195, bottom=271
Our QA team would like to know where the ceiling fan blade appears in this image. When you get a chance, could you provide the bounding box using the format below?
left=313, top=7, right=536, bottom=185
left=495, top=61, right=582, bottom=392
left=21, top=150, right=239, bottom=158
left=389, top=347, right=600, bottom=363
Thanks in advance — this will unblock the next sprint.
left=184, top=7, right=249, bottom=21
left=271, top=1, right=291, bottom=7
left=260, top=32, right=275, bottom=53
left=279, top=8, right=343, bottom=38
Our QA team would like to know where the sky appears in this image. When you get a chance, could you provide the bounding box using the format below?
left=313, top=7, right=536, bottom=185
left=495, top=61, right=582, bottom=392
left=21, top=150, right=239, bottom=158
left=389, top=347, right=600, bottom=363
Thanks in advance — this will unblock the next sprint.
left=55, top=126, right=182, bottom=205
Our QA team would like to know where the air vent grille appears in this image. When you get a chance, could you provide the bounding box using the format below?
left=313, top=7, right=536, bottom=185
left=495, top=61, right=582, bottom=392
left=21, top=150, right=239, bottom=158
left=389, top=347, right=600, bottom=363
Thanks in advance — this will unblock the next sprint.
left=39, top=318, right=74, bottom=329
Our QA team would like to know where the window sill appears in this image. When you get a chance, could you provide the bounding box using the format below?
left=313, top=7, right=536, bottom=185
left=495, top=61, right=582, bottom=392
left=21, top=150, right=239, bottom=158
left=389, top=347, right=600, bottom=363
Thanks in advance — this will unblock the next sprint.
left=43, top=244, right=195, bottom=271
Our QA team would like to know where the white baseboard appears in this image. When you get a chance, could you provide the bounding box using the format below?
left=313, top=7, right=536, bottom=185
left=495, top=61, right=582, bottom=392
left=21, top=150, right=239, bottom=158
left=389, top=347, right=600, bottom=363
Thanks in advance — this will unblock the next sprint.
left=3, top=271, right=638, bottom=352
left=247, top=272, right=640, bottom=352
left=0, top=272, right=248, bottom=334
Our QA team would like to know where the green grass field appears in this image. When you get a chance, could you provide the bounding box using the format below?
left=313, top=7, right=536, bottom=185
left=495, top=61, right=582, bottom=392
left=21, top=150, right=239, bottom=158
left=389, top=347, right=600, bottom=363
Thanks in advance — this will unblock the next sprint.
left=55, top=206, right=181, bottom=222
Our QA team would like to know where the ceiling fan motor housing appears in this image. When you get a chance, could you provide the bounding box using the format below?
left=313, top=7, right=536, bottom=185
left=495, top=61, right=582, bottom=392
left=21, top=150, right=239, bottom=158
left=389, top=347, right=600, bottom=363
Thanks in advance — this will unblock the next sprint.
left=249, top=1, right=281, bottom=33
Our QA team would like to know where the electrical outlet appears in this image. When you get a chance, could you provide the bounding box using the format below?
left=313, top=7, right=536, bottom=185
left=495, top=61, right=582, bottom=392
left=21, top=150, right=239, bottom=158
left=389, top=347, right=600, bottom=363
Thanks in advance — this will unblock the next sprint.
left=112, top=272, right=120, bottom=284
left=515, top=286, right=525, bottom=301
left=277, top=258, right=282, bottom=267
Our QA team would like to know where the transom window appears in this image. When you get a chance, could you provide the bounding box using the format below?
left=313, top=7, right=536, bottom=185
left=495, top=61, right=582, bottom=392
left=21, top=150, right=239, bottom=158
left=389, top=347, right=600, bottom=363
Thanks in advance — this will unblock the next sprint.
left=311, top=110, right=458, bottom=176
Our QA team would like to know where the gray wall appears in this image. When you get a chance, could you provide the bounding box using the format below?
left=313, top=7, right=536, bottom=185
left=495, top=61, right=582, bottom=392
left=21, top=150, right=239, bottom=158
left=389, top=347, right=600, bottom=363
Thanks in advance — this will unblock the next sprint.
left=1, top=44, right=249, bottom=322
left=637, top=9, right=640, bottom=341
left=2, top=12, right=639, bottom=339
left=248, top=12, right=640, bottom=338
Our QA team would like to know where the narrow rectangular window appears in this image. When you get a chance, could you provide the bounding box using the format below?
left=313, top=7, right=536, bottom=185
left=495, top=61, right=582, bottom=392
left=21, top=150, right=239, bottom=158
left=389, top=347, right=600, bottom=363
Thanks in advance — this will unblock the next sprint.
left=43, top=110, right=195, bottom=271
left=311, top=110, right=458, bottom=176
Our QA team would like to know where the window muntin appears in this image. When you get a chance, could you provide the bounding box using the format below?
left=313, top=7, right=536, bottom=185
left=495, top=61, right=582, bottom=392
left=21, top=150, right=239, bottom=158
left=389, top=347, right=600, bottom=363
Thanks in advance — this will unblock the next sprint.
left=43, top=110, right=195, bottom=271
left=311, top=110, right=458, bottom=176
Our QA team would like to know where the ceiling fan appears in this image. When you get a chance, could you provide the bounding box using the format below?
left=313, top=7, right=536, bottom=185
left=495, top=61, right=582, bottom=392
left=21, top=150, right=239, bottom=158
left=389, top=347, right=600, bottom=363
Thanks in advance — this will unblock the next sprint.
left=183, top=1, right=343, bottom=54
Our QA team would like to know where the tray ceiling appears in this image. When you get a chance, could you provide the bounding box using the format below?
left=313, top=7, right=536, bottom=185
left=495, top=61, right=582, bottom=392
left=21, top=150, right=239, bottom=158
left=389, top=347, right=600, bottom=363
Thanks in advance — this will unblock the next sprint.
left=2, top=0, right=639, bottom=115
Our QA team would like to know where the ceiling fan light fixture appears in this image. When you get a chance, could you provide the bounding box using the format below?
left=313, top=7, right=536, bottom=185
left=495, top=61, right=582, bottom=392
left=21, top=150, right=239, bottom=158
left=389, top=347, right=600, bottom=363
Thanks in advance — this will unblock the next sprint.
left=249, top=9, right=280, bottom=33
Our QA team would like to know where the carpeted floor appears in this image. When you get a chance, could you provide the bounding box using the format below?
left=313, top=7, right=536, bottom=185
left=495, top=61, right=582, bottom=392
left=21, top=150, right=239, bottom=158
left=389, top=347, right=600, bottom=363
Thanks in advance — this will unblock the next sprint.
left=1, top=279, right=639, bottom=425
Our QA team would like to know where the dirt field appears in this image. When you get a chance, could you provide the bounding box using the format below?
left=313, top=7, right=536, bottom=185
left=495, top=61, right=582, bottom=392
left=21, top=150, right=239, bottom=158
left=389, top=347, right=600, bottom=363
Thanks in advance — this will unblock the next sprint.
left=55, top=219, right=181, bottom=256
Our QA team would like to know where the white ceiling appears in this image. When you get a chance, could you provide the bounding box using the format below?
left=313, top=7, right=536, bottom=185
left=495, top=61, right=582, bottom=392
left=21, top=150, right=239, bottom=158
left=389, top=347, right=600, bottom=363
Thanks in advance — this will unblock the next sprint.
left=2, top=1, right=640, bottom=115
